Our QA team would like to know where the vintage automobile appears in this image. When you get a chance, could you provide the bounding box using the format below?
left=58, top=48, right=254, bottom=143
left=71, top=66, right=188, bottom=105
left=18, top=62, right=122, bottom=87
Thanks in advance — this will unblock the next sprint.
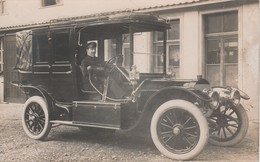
left=12, top=13, right=250, bottom=160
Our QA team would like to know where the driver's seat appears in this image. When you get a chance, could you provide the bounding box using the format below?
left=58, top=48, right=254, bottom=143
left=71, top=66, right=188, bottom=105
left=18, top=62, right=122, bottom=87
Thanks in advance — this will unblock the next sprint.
left=76, top=65, right=102, bottom=100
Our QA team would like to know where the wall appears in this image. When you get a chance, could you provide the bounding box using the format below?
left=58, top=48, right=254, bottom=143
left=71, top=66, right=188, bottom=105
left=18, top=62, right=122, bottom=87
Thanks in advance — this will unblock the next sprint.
left=181, top=10, right=200, bottom=79
left=240, top=3, right=259, bottom=120
left=2, top=0, right=192, bottom=28
left=1, top=0, right=128, bottom=27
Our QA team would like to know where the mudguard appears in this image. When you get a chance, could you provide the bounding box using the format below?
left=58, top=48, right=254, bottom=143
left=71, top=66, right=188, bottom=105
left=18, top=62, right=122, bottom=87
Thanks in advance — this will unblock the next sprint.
left=121, top=86, right=211, bottom=132
left=143, top=86, right=211, bottom=108
left=11, top=81, right=57, bottom=118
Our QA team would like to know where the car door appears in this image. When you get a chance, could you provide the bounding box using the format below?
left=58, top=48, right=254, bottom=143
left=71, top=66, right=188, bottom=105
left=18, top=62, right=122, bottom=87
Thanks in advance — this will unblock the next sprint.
left=32, top=28, right=52, bottom=92
left=49, top=28, right=76, bottom=102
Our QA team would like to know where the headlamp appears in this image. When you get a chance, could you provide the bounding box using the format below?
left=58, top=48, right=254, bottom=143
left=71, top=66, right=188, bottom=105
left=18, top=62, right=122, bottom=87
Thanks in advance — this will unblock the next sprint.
left=212, top=87, right=241, bottom=107
left=209, top=91, right=220, bottom=110
left=230, top=90, right=240, bottom=106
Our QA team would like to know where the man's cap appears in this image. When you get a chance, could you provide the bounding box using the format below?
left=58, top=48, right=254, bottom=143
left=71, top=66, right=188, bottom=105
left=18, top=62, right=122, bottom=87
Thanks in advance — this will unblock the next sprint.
left=86, top=42, right=96, bottom=48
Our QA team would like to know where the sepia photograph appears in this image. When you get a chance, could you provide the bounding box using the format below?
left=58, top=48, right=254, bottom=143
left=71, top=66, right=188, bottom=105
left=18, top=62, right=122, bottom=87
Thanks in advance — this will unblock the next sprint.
left=0, top=0, right=259, bottom=161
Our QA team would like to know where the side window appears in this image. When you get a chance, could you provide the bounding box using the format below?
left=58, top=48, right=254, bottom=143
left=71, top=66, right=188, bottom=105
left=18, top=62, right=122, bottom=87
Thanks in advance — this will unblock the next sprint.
left=42, top=0, right=61, bottom=7
left=53, top=31, right=70, bottom=62
left=34, top=33, right=50, bottom=63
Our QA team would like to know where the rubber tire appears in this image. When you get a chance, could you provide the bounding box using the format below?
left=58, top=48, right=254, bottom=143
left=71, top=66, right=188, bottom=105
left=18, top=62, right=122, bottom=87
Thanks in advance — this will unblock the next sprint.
left=22, top=96, right=51, bottom=140
left=209, top=104, right=249, bottom=146
left=151, top=100, right=209, bottom=161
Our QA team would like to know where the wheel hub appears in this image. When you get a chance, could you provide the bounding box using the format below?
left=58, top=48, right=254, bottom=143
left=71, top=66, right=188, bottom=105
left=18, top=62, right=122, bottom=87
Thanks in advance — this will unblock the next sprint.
left=31, top=113, right=39, bottom=121
left=172, top=125, right=182, bottom=135
left=216, top=115, right=228, bottom=127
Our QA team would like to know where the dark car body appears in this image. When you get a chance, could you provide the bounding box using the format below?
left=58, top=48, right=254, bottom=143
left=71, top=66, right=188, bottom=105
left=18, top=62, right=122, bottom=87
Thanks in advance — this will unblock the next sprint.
left=12, top=12, right=249, bottom=160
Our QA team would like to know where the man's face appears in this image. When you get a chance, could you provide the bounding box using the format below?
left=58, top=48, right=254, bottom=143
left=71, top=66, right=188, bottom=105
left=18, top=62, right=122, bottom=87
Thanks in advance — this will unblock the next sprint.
left=86, top=47, right=96, bottom=57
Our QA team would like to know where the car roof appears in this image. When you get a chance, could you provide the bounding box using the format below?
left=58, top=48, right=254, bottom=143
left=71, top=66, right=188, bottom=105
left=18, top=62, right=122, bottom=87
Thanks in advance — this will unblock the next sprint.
left=49, top=13, right=170, bottom=33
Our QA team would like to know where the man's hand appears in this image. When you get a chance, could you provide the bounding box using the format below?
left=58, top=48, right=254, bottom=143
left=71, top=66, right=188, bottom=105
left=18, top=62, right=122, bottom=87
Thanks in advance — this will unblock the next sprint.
left=87, top=66, right=104, bottom=72
left=87, top=66, right=93, bottom=71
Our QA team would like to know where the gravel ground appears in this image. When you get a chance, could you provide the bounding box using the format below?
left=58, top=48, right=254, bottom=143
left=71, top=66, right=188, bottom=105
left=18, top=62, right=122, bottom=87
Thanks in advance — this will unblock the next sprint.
left=0, top=103, right=258, bottom=162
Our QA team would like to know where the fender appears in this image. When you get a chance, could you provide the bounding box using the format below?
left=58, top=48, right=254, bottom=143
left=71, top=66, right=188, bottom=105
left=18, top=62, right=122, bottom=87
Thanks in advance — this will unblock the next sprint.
left=142, top=86, right=211, bottom=111
left=11, top=82, right=57, bottom=118
left=12, top=82, right=53, bottom=101
left=121, top=86, right=211, bottom=132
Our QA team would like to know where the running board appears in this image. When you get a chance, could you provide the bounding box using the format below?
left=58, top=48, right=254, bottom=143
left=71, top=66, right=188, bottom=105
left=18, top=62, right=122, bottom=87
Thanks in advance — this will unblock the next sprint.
left=50, top=120, right=120, bottom=130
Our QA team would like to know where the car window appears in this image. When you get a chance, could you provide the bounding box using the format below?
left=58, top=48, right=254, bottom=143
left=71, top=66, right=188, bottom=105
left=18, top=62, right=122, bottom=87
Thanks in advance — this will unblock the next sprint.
left=53, top=31, right=70, bottom=63
left=34, top=33, right=50, bottom=63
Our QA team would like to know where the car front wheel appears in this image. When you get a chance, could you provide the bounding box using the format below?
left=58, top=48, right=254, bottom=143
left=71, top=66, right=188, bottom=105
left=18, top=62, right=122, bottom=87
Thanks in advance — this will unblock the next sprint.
left=22, top=96, right=51, bottom=140
left=208, top=104, right=249, bottom=146
left=150, top=100, right=209, bottom=160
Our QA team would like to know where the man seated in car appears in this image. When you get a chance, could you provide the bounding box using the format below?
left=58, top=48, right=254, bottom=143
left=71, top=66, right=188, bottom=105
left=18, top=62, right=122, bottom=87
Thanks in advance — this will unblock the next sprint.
left=80, top=42, right=104, bottom=93
left=80, top=41, right=130, bottom=99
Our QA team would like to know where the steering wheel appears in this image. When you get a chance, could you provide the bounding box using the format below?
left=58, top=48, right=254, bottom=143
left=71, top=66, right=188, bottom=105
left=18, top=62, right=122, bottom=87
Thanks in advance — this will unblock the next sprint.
left=104, top=55, right=123, bottom=70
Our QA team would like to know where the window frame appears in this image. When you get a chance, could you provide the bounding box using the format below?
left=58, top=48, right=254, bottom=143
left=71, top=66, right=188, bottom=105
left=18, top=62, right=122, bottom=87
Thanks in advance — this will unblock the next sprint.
left=41, top=0, right=62, bottom=7
left=0, top=0, right=6, bottom=15
left=122, top=34, right=130, bottom=69
left=0, top=37, right=3, bottom=72
left=204, top=11, right=239, bottom=87
left=51, top=29, right=71, bottom=64
left=33, top=30, right=51, bottom=64
left=153, top=19, right=180, bottom=74
left=109, top=34, right=131, bottom=69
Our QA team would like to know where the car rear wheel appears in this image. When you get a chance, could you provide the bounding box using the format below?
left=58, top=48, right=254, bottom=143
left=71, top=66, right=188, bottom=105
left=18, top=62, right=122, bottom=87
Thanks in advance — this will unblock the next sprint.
left=22, top=96, right=51, bottom=140
left=150, top=100, right=208, bottom=160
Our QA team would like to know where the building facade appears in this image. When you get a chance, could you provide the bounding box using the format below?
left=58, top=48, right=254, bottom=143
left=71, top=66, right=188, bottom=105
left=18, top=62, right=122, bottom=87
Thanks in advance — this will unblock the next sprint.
left=0, top=0, right=259, bottom=119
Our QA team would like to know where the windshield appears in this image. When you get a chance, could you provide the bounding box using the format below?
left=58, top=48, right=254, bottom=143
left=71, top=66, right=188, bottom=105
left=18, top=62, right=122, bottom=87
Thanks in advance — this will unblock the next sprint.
left=79, top=29, right=167, bottom=74
left=104, top=31, right=165, bottom=74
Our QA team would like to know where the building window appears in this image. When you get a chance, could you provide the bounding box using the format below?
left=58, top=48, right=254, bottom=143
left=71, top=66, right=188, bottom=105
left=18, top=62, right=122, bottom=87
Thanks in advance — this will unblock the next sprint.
left=42, top=0, right=61, bottom=7
left=204, top=11, right=238, bottom=87
left=0, top=0, right=6, bottom=15
left=0, top=38, right=3, bottom=72
left=109, top=34, right=131, bottom=69
left=153, top=19, right=180, bottom=76
left=121, top=34, right=130, bottom=69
